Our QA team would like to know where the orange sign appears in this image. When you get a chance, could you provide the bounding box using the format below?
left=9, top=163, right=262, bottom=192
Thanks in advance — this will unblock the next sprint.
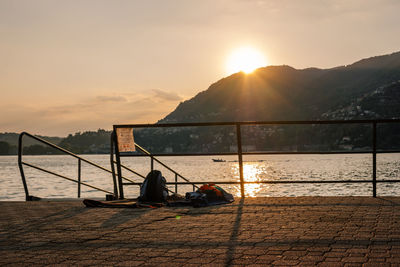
left=116, top=128, right=135, bottom=152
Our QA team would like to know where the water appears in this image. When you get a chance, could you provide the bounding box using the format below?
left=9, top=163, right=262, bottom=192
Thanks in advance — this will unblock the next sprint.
left=1, top=154, right=399, bottom=201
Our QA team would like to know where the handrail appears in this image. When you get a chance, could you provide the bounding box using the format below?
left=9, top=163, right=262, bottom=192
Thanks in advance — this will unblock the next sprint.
left=111, top=127, right=201, bottom=198
left=18, top=132, right=117, bottom=200
left=113, top=119, right=400, bottom=198
left=134, top=143, right=199, bottom=189
left=122, top=179, right=400, bottom=185
left=119, top=163, right=146, bottom=178
left=109, top=131, right=175, bottom=197
left=118, top=150, right=400, bottom=157
left=20, top=132, right=112, bottom=173
left=114, top=118, right=400, bottom=128
left=22, top=162, right=113, bottom=195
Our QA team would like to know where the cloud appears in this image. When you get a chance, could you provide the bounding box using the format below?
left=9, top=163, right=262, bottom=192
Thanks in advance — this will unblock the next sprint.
left=152, top=89, right=183, bottom=101
left=0, top=91, right=183, bottom=136
left=95, top=95, right=128, bottom=102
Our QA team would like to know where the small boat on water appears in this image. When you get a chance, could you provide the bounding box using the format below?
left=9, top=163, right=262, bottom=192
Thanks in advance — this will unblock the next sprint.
left=212, top=159, right=226, bottom=162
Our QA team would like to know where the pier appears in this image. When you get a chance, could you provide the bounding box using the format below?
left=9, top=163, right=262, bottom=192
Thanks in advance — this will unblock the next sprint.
left=1, top=196, right=400, bottom=266
left=10, top=120, right=400, bottom=265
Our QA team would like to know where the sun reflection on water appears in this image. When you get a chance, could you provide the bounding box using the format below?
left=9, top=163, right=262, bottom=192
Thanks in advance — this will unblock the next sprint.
left=232, top=162, right=268, bottom=197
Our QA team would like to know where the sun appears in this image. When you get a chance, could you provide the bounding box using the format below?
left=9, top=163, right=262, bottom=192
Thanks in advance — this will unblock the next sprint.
left=226, top=46, right=267, bottom=74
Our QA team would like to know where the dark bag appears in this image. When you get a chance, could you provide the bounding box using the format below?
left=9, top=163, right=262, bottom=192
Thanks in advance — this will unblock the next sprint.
left=185, top=191, right=209, bottom=207
left=139, top=170, right=168, bottom=202
left=198, top=183, right=234, bottom=203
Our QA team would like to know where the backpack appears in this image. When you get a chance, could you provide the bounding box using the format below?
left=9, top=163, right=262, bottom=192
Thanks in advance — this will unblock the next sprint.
left=139, top=170, right=168, bottom=203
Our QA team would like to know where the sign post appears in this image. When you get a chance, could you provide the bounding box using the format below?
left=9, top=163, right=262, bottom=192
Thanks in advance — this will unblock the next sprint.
left=114, top=127, right=136, bottom=199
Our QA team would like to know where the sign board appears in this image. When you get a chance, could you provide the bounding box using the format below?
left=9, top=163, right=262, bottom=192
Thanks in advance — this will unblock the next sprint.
left=116, top=128, right=136, bottom=152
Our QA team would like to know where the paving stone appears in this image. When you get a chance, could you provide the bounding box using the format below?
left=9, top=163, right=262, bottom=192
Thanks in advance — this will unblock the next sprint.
left=341, top=257, right=368, bottom=263
left=271, top=259, right=300, bottom=265
left=324, top=257, right=343, bottom=262
left=0, top=197, right=399, bottom=265
left=318, top=262, right=343, bottom=267
left=344, top=264, right=363, bottom=267
left=362, top=263, right=391, bottom=267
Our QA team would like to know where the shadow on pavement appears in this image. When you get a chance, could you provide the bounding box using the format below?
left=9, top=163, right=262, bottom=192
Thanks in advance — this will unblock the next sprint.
left=225, top=198, right=244, bottom=266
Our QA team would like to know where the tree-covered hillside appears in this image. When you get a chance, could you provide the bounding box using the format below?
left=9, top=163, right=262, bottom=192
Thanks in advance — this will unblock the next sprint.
left=0, top=130, right=111, bottom=155
left=160, top=51, right=400, bottom=123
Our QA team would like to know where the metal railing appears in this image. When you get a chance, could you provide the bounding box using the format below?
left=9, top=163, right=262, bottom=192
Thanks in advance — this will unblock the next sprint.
left=18, top=132, right=116, bottom=201
left=113, top=119, right=400, bottom=198
left=110, top=131, right=199, bottom=199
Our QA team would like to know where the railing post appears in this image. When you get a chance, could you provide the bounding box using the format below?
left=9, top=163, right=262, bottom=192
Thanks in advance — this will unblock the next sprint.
left=175, top=173, right=178, bottom=193
left=151, top=156, right=154, bottom=171
left=236, top=124, right=245, bottom=198
left=110, top=131, right=119, bottom=198
left=18, top=133, right=30, bottom=201
left=372, top=121, right=377, bottom=197
left=77, top=159, right=81, bottom=198
left=113, top=128, right=125, bottom=199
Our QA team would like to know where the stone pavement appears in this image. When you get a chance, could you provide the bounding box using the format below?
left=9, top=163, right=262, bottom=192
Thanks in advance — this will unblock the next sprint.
left=1, top=197, right=400, bottom=266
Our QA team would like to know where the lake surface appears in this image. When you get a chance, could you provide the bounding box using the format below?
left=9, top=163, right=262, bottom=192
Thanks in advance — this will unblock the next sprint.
left=1, top=154, right=399, bottom=201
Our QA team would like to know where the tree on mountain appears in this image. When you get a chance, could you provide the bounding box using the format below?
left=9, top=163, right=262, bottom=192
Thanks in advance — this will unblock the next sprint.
left=0, top=141, right=10, bottom=155
left=58, top=129, right=111, bottom=154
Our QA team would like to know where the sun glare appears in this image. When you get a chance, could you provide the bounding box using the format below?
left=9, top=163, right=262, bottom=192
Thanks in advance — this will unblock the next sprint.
left=232, top=162, right=266, bottom=197
left=226, top=47, right=267, bottom=74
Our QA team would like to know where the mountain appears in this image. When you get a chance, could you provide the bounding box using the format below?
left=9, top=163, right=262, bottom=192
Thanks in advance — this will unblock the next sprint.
left=129, top=51, right=400, bottom=153
left=3, top=52, right=400, bottom=155
left=0, top=130, right=110, bottom=155
left=160, top=51, right=400, bottom=123
left=58, top=129, right=111, bottom=154
left=0, top=132, right=62, bottom=147
left=322, top=81, right=400, bottom=120
left=0, top=132, right=63, bottom=154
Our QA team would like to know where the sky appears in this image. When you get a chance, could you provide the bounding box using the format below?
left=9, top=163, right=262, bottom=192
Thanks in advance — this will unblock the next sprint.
left=1, top=0, right=400, bottom=136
